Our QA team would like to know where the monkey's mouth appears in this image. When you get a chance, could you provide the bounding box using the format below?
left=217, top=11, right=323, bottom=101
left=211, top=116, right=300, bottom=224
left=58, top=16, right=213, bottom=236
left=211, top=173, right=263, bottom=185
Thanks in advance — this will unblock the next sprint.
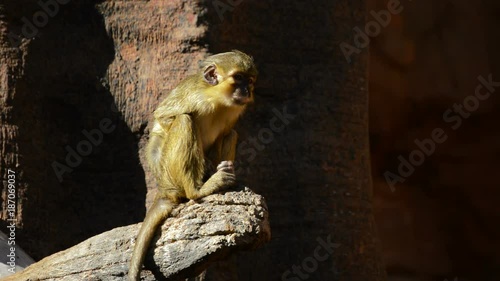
left=233, top=95, right=252, bottom=105
left=232, top=88, right=252, bottom=105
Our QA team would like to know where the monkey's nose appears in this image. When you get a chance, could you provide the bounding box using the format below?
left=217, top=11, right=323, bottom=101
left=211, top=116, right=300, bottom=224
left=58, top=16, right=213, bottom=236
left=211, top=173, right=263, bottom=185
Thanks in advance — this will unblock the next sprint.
left=242, top=87, right=250, bottom=97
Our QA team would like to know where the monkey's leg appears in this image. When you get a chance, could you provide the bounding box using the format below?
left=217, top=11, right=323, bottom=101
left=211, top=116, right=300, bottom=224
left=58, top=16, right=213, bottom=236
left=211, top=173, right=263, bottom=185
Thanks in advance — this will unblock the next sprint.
left=187, top=131, right=238, bottom=200
left=186, top=166, right=236, bottom=200
left=220, top=130, right=237, bottom=161
left=128, top=198, right=175, bottom=281
left=208, top=130, right=237, bottom=165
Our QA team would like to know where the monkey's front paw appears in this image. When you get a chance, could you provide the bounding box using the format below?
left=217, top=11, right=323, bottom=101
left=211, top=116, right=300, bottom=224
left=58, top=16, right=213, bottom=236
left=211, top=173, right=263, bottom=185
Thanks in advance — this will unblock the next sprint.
left=214, top=169, right=236, bottom=189
left=217, top=160, right=235, bottom=174
left=221, top=171, right=236, bottom=187
left=198, top=162, right=237, bottom=196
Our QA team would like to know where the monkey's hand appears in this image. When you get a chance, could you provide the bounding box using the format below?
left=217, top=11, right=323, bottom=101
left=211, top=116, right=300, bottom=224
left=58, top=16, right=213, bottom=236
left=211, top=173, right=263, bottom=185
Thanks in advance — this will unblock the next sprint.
left=208, top=160, right=236, bottom=188
left=216, top=160, right=235, bottom=173
left=190, top=161, right=236, bottom=200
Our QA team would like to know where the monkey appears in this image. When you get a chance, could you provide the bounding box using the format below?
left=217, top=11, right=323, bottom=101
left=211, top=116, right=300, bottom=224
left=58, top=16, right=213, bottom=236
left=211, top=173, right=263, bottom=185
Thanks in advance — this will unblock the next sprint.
left=128, top=50, right=257, bottom=281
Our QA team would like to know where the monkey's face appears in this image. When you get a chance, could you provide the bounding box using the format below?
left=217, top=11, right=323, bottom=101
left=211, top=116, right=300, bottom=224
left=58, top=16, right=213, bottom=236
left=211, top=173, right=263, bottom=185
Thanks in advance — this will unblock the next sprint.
left=227, top=72, right=255, bottom=105
left=204, top=64, right=256, bottom=107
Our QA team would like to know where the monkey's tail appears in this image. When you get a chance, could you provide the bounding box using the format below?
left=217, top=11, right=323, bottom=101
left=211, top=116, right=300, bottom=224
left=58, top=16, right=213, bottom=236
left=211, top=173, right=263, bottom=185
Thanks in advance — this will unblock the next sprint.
left=128, top=198, right=175, bottom=281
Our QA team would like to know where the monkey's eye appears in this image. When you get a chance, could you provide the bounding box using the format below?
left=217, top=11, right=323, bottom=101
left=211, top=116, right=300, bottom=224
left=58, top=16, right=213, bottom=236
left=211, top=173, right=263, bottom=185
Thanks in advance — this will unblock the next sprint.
left=233, top=74, right=244, bottom=83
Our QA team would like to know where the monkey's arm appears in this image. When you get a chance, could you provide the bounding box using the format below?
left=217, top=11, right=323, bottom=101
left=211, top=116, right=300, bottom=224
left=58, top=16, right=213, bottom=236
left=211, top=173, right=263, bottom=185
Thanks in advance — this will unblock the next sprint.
left=196, top=129, right=237, bottom=193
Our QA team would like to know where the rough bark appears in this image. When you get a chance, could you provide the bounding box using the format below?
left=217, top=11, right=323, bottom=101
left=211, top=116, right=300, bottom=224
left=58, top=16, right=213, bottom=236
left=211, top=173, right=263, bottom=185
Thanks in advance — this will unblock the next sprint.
left=4, top=188, right=270, bottom=281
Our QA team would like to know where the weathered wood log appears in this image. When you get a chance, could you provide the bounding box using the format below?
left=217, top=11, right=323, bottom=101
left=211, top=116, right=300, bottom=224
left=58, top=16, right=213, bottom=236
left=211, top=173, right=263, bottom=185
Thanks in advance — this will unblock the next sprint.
left=4, top=187, right=270, bottom=281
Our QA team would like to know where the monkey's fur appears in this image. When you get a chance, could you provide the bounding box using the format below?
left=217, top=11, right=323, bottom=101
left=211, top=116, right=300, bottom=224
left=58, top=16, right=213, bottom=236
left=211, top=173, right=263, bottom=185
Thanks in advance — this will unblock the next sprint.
left=128, top=51, right=257, bottom=280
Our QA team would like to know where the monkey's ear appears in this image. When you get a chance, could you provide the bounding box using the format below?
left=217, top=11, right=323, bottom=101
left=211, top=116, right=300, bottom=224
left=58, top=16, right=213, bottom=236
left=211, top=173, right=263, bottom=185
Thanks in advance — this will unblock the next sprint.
left=203, top=64, right=218, bottom=85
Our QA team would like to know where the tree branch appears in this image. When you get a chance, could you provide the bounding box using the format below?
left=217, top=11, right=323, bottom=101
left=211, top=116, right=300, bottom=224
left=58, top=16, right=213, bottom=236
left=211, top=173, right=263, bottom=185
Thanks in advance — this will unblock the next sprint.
left=5, top=187, right=270, bottom=281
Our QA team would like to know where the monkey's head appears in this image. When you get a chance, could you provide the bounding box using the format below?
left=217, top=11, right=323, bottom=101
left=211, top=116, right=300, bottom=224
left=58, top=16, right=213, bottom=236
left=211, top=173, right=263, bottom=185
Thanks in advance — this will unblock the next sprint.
left=201, top=50, right=258, bottom=107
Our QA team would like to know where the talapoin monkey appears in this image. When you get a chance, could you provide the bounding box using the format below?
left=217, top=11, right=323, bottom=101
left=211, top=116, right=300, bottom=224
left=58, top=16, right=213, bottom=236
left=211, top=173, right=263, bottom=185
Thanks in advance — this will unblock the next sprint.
left=128, top=50, right=257, bottom=280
